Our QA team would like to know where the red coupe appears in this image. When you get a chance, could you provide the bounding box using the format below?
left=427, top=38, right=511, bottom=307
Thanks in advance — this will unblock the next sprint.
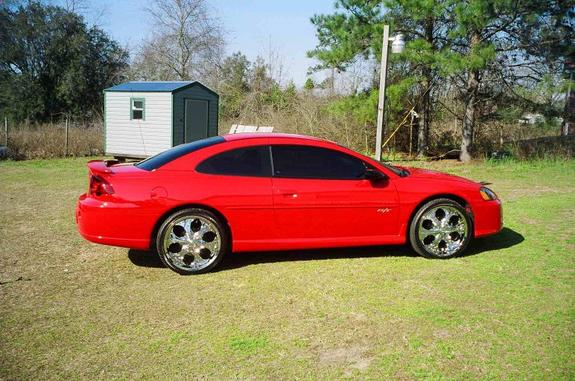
left=76, top=134, right=502, bottom=274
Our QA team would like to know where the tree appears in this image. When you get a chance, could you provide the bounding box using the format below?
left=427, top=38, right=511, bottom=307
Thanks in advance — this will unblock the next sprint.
left=308, top=0, right=449, bottom=156
left=62, top=0, right=88, bottom=13
left=383, top=0, right=450, bottom=157
left=132, top=0, right=224, bottom=83
left=243, top=57, right=277, bottom=117
left=515, top=1, right=575, bottom=135
left=1, top=0, right=23, bottom=10
left=309, top=0, right=570, bottom=161
left=0, top=2, right=128, bottom=121
left=304, top=78, right=315, bottom=91
left=563, top=58, right=575, bottom=135
left=438, top=0, right=571, bottom=161
left=214, top=52, right=301, bottom=123
left=216, top=52, right=251, bottom=119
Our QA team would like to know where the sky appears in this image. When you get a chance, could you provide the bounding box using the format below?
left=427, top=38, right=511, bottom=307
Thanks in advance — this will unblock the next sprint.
left=76, top=0, right=337, bottom=86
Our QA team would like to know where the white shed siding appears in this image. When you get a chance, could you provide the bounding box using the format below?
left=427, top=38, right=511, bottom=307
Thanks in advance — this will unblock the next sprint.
left=105, top=92, right=172, bottom=157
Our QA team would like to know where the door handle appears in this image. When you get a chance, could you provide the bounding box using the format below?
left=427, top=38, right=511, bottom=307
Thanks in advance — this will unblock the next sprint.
left=278, top=190, right=299, bottom=198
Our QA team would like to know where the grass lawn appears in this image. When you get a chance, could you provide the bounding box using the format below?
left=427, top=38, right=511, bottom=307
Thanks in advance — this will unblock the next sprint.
left=1, top=157, right=574, bottom=380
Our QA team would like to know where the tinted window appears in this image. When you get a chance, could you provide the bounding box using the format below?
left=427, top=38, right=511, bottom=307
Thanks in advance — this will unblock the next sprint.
left=272, top=145, right=366, bottom=180
left=196, top=146, right=271, bottom=177
left=136, top=136, right=224, bottom=171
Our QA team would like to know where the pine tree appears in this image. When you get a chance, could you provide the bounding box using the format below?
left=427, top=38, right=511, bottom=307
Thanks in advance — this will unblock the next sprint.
left=308, top=0, right=569, bottom=161
left=438, top=0, right=569, bottom=161
left=308, top=0, right=449, bottom=156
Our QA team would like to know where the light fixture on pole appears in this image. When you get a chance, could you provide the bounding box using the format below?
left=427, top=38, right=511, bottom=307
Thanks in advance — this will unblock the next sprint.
left=375, top=27, right=405, bottom=162
left=391, top=33, right=405, bottom=54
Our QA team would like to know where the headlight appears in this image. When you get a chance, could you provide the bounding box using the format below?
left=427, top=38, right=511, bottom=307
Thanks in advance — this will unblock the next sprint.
left=480, top=187, right=498, bottom=201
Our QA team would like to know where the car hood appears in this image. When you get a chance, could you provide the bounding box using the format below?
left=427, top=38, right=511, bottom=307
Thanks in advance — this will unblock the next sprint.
left=403, top=167, right=480, bottom=186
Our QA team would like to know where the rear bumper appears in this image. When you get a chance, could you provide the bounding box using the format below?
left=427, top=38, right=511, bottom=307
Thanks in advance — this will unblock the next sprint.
left=76, top=194, right=153, bottom=250
left=473, top=199, right=503, bottom=238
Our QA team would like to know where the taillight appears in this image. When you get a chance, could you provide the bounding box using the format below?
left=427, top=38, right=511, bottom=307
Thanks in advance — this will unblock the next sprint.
left=89, top=175, right=115, bottom=196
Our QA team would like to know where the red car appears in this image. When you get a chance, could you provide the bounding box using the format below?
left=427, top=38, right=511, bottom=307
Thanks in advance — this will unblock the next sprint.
left=76, top=134, right=502, bottom=274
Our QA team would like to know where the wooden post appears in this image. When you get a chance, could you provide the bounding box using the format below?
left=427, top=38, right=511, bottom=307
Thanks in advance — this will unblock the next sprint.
left=65, top=117, right=69, bottom=156
left=4, top=117, right=7, bottom=147
left=375, top=25, right=390, bottom=162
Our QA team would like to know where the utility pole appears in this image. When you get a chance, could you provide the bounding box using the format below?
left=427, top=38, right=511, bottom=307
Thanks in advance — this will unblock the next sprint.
left=374, top=26, right=404, bottom=161
left=375, top=25, right=390, bottom=162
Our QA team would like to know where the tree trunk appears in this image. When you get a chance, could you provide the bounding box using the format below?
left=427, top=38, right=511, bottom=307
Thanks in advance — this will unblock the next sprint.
left=561, top=57, right=574, bottom=136
left=417, top=75, right=431, bottom=157
left=417, top=16, right=434, bottom=157
left=460, top=33, right=481, bottom=163
left=461, top=69, right=479, bottom=162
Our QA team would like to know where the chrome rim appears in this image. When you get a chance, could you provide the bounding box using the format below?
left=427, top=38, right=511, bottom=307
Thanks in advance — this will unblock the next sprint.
left=418, top=205, right=468, bottom=257
left=162, top=215, right=221, bottom=272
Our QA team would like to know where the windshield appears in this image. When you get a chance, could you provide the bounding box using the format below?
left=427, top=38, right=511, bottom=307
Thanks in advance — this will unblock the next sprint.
left=136, top=136, right=225, bottom=171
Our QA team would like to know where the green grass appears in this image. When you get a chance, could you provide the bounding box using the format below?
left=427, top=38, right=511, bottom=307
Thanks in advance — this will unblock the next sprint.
left=0, top=157, right=574, bottom=380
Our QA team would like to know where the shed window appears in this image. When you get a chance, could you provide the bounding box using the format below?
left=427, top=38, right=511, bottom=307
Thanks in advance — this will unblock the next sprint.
left=130, top=98, right=145, bottom=120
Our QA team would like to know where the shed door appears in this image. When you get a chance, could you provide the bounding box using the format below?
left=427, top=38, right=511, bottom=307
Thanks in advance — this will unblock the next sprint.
left=184, top=99, right=209, bottom=143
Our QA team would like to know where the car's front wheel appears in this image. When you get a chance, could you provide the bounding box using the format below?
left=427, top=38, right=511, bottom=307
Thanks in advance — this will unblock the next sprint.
left=409, top=198, right=472, bottom=259
left=156, top=208, right=229, bottom=274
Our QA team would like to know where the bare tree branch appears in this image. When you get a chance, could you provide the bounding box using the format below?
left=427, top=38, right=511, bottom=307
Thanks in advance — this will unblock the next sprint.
left=131, top=0, right=224, bottom=82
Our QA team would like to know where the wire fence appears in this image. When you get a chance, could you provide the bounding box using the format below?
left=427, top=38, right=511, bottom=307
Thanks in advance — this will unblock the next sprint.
left=0, top=117, right=104, bottom=160
left=0, top=114, right=571, bottom=161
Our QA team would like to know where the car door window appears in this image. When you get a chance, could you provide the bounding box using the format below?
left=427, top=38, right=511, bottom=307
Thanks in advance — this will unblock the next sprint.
left=271, top=145, right=366, bottom=180
left=196, top=146, right=272, bottom=177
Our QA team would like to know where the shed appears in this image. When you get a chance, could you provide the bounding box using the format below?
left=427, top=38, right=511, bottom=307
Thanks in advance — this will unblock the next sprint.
left=103, top=81, right=219, bottom=159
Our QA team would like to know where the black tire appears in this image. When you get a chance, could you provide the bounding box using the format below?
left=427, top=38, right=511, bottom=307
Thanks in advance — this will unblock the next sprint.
left=155, top=208, right=230, bottom=275
left=409, top=198, right=473, bottom=259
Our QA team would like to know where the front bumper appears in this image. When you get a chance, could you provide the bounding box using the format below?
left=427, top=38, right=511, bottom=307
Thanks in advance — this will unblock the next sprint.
left=473, top=199, right=503, bottom=238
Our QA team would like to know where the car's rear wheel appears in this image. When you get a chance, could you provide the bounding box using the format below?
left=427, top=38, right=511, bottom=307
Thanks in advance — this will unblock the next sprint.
left=156, top=208, right=229, bottom=274
left=409, top=198, right=472, bottom=259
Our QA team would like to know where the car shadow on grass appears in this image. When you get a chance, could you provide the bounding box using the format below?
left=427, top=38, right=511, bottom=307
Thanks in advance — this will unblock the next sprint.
left=128, top=249, right=165, bottom=268
left=127, top=227, right=524, bottom=272
left=217, top=244, right=417, bottom=271
left=462, top=227, right=524, bottom=257
left=127, top=245, right=416, bottom=271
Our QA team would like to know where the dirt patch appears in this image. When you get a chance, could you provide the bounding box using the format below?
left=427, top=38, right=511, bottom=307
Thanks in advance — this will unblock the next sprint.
left=319, top=345, right=373, bottom=374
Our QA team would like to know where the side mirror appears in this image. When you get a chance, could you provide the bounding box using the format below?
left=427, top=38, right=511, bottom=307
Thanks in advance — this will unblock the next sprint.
left=364, top=168, right=387, bottom=181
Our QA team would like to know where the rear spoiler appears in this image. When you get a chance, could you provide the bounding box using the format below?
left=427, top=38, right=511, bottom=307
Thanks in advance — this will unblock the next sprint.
left=87, top=160, right=117, bottom=175
left=104, top=159, right=120, bottom=167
